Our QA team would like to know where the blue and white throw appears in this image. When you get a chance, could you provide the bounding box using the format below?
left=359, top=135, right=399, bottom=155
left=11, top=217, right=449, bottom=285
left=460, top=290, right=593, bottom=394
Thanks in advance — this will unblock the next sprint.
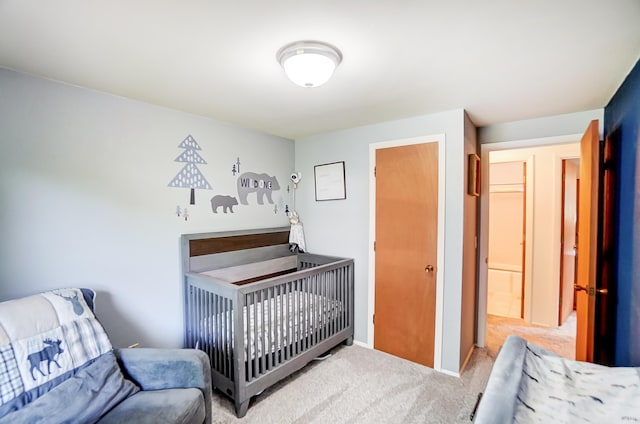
left=514, top=340, right=640, bottom=423
left=0, top=288, right=112, bottom=415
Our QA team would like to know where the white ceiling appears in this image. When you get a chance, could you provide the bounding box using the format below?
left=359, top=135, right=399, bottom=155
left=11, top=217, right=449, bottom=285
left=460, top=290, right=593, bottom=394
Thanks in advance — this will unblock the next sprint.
left=1, top=1, right=639, bottom=139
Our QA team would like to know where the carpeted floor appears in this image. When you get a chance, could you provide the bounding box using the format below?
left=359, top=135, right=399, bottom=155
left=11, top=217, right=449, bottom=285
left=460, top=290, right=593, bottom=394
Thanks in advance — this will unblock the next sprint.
left=209, top=314, right=575, bottom=422
left=485, top=312, right=576, bottom=359
left=210, top=344, right=495, bottom=424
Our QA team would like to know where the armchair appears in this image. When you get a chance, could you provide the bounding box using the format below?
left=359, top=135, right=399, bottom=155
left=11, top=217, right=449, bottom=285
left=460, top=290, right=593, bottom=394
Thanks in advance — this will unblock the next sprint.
left=0, top=288, right=212, bottom=424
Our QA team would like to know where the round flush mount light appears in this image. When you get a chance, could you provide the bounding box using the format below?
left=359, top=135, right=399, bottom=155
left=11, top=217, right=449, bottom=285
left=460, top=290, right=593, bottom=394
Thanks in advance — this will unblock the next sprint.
left=277, top=40, right=342, bottom=88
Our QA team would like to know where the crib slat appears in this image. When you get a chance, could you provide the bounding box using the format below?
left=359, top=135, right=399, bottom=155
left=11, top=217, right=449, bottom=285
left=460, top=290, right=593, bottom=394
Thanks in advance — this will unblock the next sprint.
left=277, top=284, right=283, bottom=366
left=221, top=295, right=226, bottom=374
left=319, top=272, right=324, bottom=342
left=266, top=287, right=271, bottom=372
left=329, top=270, right=333, bottom=337
left=214, top=294, right=219, bottom=375
left=295, top=279, right=301, bottom=356
left=246, top=293, right=252, bottom=381
left=339, top=267, right=345, bottom=329
left=261, top=288, right=267, bottom=375
left=253, top=292, right=259, bottom=380
left=217, top=294, right=222, bottom=376
left=284, top=282, right=289, bottom=360
left=305, top=277, right=310, bottom=350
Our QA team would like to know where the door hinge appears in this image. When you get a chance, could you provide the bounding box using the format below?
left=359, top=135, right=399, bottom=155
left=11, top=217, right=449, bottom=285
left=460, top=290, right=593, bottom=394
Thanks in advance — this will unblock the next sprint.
left=374, top=166, right=376, bottom=177
left=374, top=241, right=376, bottom=251
left=373, top=314, right=375, bottom=324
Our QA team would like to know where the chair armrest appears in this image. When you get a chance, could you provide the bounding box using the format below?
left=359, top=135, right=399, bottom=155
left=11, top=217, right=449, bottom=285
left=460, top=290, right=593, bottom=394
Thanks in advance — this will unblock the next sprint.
left=114, top=348, right=211, bottom=424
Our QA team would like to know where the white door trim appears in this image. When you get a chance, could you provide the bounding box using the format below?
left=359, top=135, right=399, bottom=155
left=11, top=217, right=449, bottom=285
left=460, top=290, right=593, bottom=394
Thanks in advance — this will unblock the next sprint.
left=367, top=134, right=446, bottom=371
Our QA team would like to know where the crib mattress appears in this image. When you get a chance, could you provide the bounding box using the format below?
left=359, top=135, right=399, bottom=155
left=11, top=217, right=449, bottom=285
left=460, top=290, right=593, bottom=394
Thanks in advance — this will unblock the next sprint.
left=197, top=290, right=343, bottom=360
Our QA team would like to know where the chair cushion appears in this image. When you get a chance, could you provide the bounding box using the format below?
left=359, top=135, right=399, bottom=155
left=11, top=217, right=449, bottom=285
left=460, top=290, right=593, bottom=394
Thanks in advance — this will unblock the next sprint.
left=97, top=388, right=205, bottom=424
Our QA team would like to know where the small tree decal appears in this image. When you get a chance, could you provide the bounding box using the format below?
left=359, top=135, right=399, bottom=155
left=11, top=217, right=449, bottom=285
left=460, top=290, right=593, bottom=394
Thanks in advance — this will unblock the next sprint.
left=168, top=134, right=212, bottom=205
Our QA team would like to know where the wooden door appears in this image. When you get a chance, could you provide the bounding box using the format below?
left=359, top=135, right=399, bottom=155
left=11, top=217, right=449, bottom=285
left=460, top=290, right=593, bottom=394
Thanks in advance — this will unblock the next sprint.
left=374, top=142, right=438, bottom=367
left=575, top=120, right=599, bottom=362
left=559, top=160, right=578, bottom=325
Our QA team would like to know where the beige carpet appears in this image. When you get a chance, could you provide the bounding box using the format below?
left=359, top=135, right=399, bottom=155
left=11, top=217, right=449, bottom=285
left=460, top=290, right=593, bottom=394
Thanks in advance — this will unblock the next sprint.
left=485, top=312, right=576, bottom=359
left=209, top=314, right=575, bottom=423
left=211, top=344, right=495, bottom=423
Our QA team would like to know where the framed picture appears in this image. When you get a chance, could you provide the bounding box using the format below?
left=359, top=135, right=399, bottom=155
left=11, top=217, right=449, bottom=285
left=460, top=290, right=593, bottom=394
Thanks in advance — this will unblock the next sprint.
left=468, top=154, right=480, bottom=196
left=314, top=161, right=346, bottom=201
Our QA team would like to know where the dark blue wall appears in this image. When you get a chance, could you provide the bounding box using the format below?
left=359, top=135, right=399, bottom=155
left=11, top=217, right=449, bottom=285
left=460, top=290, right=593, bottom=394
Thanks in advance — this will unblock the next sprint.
left=605, top=58, right=640, bottom=366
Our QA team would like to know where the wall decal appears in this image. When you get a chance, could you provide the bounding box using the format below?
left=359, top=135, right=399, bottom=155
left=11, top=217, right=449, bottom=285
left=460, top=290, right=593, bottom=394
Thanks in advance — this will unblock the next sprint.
left=277, top=196, right=285, bottom=212
left=182, top=207, right=189, bottom=221
left=236, top=172, right=281, bottom=205
left=232, top=157, right=242, bottom=176
left=175, top=205, right=182, bottom=217
left=211, top=195, right=238, bottom=214
left=168, top=134, right=212, bottom=205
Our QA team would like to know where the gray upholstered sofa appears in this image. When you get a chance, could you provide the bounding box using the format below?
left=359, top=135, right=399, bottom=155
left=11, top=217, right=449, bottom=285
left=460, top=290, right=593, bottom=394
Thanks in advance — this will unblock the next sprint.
left=0, top=288, right=212, bottom=424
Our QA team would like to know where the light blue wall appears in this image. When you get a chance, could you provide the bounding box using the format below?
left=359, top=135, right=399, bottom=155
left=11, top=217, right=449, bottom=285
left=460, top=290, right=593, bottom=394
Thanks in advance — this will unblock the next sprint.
left=0, top=69, right=294, bottom=348
left=295, top=109, right=467, bottom=373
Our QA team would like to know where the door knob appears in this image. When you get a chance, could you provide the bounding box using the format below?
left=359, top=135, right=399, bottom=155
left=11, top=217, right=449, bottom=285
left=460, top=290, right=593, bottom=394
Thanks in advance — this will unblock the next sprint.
left=574, top=284, right=588, bottom=293
left=574, top=285, right=608, bottom=295
left=425, top=265, right=435, bottom=273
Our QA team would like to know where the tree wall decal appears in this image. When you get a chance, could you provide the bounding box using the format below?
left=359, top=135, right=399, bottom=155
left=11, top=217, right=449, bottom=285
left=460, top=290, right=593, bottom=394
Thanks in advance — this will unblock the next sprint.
left=168, top=134, right=212, bottom=205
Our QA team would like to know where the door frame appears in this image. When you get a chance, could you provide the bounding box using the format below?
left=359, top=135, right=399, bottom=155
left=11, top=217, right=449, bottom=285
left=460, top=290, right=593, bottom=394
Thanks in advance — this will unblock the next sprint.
left=367, top=134, right=446, bottom=371
left=477, top=134, right=582, bottom=347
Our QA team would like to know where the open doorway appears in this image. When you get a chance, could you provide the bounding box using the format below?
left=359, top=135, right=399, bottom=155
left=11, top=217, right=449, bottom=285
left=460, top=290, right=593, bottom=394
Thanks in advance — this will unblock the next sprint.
left=478, top=138, right=580, bottom=360
left=487, top=161, right=526, bottom=319
left=559, top=159, right=580, bottom=327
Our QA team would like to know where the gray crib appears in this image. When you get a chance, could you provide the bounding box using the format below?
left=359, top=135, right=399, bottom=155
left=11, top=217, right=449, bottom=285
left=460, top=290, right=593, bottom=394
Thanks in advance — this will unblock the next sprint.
left=181, top=227, right=354, bottom=418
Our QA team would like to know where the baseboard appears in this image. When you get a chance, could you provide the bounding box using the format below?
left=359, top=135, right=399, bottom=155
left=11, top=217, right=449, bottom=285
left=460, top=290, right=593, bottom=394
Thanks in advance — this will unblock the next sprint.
left=350, top=339, right=469, bottom=378
left=459, top=344, right=475, bottom=374
left=438, top=368, right=460, bottom=378
left=353, top=340, right=371, bottom=349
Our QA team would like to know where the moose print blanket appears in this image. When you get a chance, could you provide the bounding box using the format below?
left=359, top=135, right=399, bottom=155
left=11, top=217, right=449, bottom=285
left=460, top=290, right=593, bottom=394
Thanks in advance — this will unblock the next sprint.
left=0, top=288, right=113, bottom=416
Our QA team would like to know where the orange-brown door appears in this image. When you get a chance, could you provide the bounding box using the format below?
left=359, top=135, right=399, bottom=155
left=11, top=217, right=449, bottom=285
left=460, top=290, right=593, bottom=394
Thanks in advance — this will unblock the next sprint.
left=374, top=142, right=438, bottom=367
left=559, top=160, right=579, bottom=325
left=575, top=120, right=599, bottom=362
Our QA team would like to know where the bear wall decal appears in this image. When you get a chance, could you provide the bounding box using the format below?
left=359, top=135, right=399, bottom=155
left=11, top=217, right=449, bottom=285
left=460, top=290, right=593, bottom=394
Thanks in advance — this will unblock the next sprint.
left=211, top=195, right=239, bottom=213
left=237, top=172, right=281, bottom=205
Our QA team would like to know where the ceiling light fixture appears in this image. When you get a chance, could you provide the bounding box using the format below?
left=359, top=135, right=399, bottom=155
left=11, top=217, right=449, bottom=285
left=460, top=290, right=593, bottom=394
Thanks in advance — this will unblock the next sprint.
left=277, top=41, right=342, bottom=88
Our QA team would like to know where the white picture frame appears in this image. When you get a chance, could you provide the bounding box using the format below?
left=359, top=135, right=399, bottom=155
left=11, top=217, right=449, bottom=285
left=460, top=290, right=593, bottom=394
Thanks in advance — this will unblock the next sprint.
left=314, top=161, right=346, bottom=201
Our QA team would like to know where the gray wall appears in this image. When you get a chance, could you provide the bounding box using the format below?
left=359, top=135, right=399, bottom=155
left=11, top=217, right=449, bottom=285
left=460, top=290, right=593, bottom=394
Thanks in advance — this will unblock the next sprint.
left=294, top=109, right=467, bottom=374
left=0, top=69, right=294, bottom=348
